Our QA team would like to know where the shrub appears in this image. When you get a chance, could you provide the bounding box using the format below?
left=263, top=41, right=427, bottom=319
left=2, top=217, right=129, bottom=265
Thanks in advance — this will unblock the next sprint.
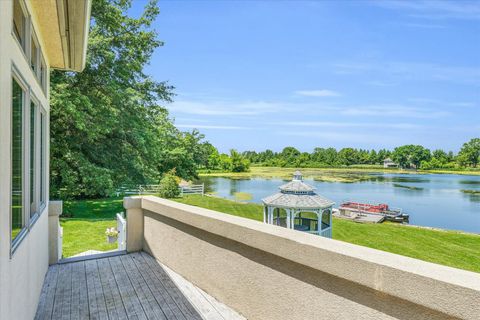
left=158, top=170, right=180, bottom=198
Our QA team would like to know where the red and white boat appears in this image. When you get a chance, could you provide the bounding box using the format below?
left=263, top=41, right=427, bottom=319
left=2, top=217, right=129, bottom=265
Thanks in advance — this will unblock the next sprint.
left=339, top=201, right=409, bottom=223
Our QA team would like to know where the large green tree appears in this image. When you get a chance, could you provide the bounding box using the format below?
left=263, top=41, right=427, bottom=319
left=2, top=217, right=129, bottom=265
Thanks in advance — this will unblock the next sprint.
left=458, top=138, right=480, bottom=167
left=50, top=0, right=202, bottom=198
left=392, top=145, right=431, bottom=169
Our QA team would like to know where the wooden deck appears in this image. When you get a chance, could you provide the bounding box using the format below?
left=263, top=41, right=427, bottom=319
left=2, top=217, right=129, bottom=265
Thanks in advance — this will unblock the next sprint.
left=35, top=252, right=245, bottom=320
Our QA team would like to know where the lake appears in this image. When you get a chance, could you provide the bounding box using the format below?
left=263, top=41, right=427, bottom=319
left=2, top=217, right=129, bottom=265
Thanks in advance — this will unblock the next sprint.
left=198, top=173, right=480, bottom=233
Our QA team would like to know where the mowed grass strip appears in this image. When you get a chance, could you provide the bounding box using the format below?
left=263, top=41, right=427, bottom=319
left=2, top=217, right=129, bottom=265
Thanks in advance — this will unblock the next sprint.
left=174, top=195, right=480, bottom=273
left=60, top=198, right=124, bottom=257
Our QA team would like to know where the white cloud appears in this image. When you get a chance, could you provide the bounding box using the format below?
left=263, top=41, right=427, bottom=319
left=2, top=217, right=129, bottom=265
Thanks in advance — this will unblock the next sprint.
left=274, top=121, right=421, bottom=130
left=168, top=100, right=285, bottom=116
left=408, top=98, right=476, bottom=108
left=340, top=105, right=450, bottom=118
left=373, top=0, right=480, bottom=20
left=295, top=89, right=341, bottom=97
left=331, top=61, right=480, bottom=85
left=279, top=131, right=392, bottom=144
left=176, top=124, right=247, bottom=130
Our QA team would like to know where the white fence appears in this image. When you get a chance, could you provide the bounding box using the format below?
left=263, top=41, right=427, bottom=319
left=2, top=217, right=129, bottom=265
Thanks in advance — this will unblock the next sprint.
left=116, top=213, right=127, bottom=251
left=116, top=183, right=205, bottom=197
left=180, top=184, right=204, bottom=196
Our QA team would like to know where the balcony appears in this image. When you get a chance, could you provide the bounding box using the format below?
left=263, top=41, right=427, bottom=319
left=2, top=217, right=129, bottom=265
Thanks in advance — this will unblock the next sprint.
left=35, top=252, right=244, bottom=319
left=37, top=195, right=480, bottom=320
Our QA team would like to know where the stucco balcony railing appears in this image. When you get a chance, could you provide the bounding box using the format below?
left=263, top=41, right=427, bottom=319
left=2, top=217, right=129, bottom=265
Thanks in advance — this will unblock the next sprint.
left=123, top=195, right=480, bottom=320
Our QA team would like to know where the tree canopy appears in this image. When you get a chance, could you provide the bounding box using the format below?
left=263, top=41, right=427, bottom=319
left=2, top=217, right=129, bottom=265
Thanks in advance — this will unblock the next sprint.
left=50, top=0, right=206, bottom=198
left=240, top=139, right=479, bottom=171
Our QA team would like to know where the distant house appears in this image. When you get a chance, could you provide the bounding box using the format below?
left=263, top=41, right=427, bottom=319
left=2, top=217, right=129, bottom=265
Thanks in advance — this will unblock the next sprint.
left=384, top=158, right=398, bottom=168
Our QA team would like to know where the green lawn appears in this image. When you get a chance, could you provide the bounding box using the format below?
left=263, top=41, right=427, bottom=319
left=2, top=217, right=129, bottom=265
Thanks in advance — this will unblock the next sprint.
left=61, top=198, right=124, bottom=257
left=60, top=195, right=480, bottom=273
left=175, top=195, right=480, bottom=273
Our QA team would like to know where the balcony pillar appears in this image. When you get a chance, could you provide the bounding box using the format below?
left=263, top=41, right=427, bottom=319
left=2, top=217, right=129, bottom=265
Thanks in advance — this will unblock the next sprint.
left=124, top=196, right=143, bottom=252
left=48, top=201, right=63, bottom=264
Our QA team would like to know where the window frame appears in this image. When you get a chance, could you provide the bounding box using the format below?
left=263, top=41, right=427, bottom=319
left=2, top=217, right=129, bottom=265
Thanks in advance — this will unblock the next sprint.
left=11, top=0, right=29, bottom=58
left=39, top=109, right=47, bottom=208
left=11, top=67, right=30, bottom=255
left=29, top=94, right=40, bottom=226
left=10, top=65, right=48, bottom=256
left=30, top=27, right=40, bottom=75
left=39, top=54, right=48, bottom=93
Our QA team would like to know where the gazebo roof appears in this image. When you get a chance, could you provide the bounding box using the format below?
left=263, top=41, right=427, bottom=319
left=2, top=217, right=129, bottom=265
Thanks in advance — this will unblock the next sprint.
left=262, top=192, right=334, bottom=209
left=262, top=171, right=335, bottom=209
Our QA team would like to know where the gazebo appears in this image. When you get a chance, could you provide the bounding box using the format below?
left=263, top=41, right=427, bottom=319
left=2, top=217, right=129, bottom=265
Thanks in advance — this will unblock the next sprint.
left=262, top=171, right=335, bottom=238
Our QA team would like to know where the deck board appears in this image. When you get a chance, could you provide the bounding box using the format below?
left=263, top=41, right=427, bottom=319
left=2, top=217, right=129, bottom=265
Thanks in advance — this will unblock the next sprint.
left=35, top=252, right=244, bottom=320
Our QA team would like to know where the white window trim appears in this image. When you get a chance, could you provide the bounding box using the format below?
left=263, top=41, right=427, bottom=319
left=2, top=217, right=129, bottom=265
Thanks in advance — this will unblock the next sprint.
left=10, top=64, right=48, bottom=256
left=11, top=65, right=30, bottom=255
left=11, top=0, right=30, bottom=61
left=11, top=0, right=48, bottom=98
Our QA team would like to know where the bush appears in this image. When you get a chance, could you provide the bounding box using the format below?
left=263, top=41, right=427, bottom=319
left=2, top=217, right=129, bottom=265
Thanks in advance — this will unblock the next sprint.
left=158, top=170, right=180, bottom=198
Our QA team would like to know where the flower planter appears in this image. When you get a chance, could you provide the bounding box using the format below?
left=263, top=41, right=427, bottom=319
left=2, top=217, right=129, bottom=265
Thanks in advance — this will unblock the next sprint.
left=107, top=235, right=117, bottom=244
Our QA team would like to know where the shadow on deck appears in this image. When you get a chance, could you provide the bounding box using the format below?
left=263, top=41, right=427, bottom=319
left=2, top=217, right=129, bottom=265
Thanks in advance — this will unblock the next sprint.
left=35, top=252, right=245, bottom=320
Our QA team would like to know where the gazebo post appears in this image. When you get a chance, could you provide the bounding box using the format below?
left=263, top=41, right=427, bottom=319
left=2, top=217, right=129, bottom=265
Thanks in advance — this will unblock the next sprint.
left=286, top=209, right=291, bottom=229
left=329, top=209, right=332, bottom=228
left=318, top=209, right=323, bottom=235
left=291, top=209, right=295, bottom=230
left=263, top=206, right=267, bottom=223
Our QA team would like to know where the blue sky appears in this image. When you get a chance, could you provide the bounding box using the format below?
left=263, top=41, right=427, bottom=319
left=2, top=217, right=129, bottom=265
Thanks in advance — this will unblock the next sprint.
left=133, top=0, right=479, bottom=153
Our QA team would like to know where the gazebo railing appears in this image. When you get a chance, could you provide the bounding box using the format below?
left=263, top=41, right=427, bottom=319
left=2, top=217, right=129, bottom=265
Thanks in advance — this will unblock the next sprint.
left=273, top=216, right=330, bottom=236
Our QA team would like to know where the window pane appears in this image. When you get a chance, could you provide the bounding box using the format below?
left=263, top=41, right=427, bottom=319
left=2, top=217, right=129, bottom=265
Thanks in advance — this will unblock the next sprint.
left=13, top=0, right=25, bottom=50
left=30, top=102, right=36, bottom=217
left=40, top=58, right=46, bottom=90
left=40, top=113, right=45, bottom=204
left=31, top=37, right=38, bottom=73
left=12, top=78, right=24, bottom=240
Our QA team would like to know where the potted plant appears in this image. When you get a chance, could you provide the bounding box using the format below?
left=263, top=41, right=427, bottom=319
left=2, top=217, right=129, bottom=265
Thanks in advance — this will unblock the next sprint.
left=105, top=227, right=118, bottom=244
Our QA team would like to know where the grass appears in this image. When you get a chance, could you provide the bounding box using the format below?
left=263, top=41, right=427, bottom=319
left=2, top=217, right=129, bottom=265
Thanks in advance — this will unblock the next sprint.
left=200, top=166, right=480, bottom=183
left=60, top=198, right=124, bottom=257
left=61, top=194, right=480, bottom=273
left=174, top=195, right=480, bottom=273
left=61, top=219, right=118, bottom=257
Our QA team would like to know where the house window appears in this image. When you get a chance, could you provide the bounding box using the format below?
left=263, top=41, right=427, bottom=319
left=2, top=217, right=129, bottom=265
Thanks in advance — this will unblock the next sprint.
left=40, top=56, right=47, bottom=92
left=12, top=78, right=25, bottom=242
left=13, top=0, right=26, bottom=52
left=31, top=33, right=39, bottom=73
left=30, top=101, right=37, bottom=217
left=40, top=112, right=46, bottom=204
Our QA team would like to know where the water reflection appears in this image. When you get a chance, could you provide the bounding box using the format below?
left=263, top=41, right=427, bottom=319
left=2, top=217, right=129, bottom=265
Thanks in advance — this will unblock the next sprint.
left=198, top=173, right=480, bottom=233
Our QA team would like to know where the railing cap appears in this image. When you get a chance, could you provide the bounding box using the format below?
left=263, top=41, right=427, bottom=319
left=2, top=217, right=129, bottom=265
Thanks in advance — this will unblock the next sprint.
left=49, top=200, right=63, bottom=217
left=124, top=196, right=143, bottom=209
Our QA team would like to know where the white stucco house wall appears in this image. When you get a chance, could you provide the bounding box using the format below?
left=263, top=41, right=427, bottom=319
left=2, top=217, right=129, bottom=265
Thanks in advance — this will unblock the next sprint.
left=0, top=1, right=91, bottom=319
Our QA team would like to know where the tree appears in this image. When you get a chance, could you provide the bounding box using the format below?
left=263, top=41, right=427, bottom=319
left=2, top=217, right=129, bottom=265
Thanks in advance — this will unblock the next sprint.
left=338, top=148, right=359, bottom=166
left=230, top=149, right=250, bottom=172
left=392, top=145, right=431, bottom=169
left=458, top=138, right=480, bottom=167
left=50, top=0, right=205, bottom=198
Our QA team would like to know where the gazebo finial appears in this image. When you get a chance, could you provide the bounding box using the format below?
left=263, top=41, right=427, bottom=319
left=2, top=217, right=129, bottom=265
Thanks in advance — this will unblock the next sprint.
left=293, top=170, right=302, bottom=181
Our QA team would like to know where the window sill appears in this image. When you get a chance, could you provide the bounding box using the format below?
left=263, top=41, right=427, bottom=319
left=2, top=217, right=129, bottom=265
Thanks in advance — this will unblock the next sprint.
left=11, top=227, right=29, bottom=257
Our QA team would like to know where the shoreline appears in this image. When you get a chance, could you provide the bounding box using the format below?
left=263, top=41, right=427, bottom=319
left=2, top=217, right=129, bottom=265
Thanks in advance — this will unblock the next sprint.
left=203, top=194, right=480, bottom=236
left=199, top=166, right=480, bottom=178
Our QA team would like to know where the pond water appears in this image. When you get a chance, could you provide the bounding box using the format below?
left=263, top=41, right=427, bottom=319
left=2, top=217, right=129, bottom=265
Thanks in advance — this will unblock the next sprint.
left=198, top=173, right=480, bottom=233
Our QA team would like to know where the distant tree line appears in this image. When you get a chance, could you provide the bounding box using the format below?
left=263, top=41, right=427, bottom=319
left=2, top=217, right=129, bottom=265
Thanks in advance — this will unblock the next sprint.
left=232, top=138, right=480, bottom=170
left=197, top=143, right=250, bottom=173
